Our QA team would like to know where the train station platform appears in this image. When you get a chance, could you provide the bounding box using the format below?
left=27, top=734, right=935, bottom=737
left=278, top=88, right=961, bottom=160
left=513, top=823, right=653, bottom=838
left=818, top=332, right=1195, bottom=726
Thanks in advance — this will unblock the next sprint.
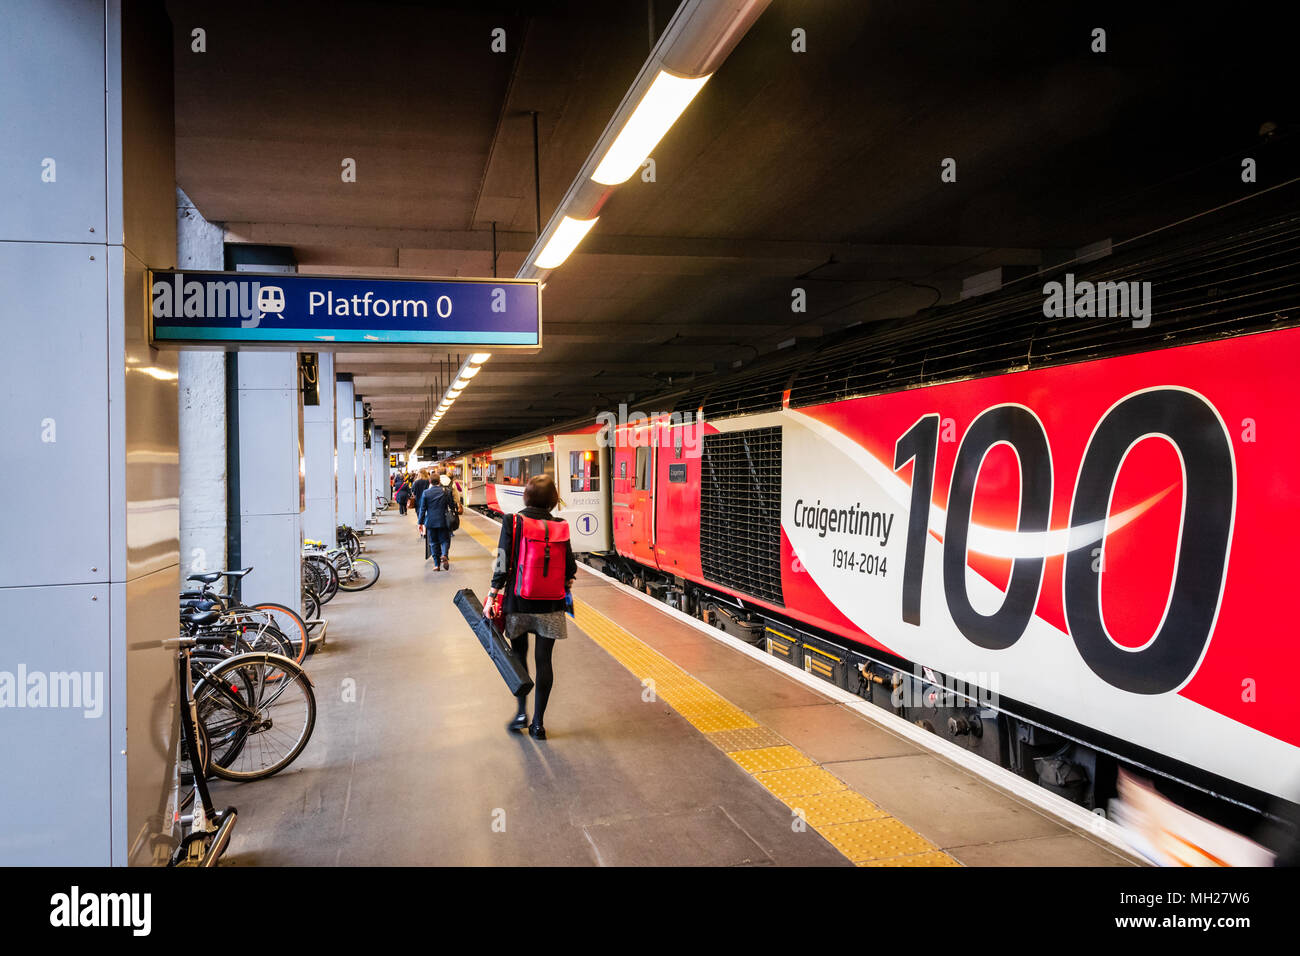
left=213, top=508, right=1143, bottom=867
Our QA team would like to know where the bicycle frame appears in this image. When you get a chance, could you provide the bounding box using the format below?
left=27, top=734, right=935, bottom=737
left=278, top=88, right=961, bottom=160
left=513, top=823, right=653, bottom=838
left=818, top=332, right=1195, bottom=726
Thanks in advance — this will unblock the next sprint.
left=168, top=638, right=238, bottom=867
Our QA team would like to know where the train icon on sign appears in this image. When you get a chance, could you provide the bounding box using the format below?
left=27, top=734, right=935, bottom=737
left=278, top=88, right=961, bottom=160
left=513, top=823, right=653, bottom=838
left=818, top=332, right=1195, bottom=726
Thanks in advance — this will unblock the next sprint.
left=576, top=513, right=599, bottom=535
left=257, top=286, right=286, bottom=317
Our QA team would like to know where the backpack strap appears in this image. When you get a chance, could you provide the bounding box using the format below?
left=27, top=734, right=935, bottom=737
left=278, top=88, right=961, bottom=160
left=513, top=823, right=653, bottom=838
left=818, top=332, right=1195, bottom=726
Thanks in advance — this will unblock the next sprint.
left=509, top=514, right=523, bottom=596
left=542, top=520, right=551, bottom=577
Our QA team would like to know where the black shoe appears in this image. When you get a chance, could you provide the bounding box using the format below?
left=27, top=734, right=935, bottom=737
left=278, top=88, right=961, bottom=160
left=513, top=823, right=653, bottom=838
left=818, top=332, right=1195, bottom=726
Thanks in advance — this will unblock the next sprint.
left=528, top=723, right=547, bottom=740
left=507, top=713, right=528, bottom=732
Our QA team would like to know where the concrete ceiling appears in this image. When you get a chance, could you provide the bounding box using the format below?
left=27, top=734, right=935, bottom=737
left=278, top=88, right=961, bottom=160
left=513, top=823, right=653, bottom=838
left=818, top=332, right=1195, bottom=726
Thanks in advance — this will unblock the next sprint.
left=169, top=0, right=1296, bottom=451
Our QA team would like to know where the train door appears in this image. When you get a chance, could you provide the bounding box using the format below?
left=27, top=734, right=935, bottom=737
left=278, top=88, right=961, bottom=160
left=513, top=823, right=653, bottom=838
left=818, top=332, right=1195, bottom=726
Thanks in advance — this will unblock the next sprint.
left=652, top=420, right=702, bottom=578
left=614, top=422, right=657, bottom=567
left=554, top=433, right=611, bottom=551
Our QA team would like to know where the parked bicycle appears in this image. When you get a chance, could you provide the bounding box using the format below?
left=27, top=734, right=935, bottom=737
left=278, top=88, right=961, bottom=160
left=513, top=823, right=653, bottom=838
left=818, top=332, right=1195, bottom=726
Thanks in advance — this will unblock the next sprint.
left=305, top=540, right=380, bottom=592
left=181, top=567, right=311, bottom=664
left=165, top=630, right=237, bottom=866
left=179, top=606, right=318, bottom=782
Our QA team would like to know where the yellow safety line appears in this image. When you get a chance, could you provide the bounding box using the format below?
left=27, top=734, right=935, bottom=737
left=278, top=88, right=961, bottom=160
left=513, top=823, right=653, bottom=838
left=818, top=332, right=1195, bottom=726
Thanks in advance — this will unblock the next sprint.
left=457, top=514, right=959, bottom=866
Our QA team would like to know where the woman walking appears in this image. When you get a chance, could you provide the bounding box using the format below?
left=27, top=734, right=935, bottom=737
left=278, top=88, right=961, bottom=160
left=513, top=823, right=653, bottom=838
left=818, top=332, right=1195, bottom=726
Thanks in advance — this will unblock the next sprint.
left=395, top=473, right=412, bottom=515
left=485, top=474, right=575, bottom=740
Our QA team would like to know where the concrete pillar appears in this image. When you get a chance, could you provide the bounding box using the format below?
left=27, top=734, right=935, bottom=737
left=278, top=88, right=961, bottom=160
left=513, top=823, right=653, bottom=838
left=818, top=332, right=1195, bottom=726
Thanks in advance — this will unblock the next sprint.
left=302, top=352, right=337, bottom=545
left=354, top=399, right=368, bottom=529
left=232, top=348, right=303, bottom=614
left=373, top=424, right=385, bottom=508
left=177, top=189, right=226, bottom=576
left=0, top=0, right=178, bottom=865
left=336, top=375, right=357, bottom=541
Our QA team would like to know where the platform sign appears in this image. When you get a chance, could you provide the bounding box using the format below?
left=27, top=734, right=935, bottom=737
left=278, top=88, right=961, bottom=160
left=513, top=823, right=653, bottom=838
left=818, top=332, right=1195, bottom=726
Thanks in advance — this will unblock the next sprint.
left=148, top=270, right=540, bottom=348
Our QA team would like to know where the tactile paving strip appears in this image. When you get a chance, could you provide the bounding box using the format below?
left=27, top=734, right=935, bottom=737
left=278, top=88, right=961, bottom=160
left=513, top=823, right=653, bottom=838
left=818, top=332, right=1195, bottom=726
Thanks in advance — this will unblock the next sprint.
left=817, top=818, right=941, bottom=862
left=787, top=790, right=887, bottom=827
left=752, top=766, right=850, bottom=801
left=459, top=514, right=961, bottom=867
left=706, top=726, right=788, bottom=753
left=728, top=745, right=814, bottom=774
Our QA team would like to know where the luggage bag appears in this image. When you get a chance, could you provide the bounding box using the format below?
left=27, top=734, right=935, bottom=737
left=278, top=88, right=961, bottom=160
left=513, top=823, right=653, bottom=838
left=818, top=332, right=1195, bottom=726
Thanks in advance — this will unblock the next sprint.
left=452, top=588, right=534, bottom=696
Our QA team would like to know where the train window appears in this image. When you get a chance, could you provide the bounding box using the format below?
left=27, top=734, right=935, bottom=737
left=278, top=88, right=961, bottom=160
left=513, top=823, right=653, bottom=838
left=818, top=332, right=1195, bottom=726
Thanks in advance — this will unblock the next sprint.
left=619, top=459, right=627, bottom=480
left=524, top=453, right=547, bottom=481
left=569, top=450, right=600, bottom=492
left=634, top=446, right=650, bottom=490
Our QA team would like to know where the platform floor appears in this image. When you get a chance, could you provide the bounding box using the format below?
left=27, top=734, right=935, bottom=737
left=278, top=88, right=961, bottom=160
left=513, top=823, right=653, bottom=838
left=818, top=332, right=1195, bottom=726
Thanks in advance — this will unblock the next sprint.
left=213, top=508, right=1138, bottom=866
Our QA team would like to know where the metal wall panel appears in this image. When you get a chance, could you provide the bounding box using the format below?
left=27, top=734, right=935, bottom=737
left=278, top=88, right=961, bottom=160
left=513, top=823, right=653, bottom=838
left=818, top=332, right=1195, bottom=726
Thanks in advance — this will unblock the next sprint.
left=302, top=352, right=337, bottom=544
left=0, top=242, right=111, bottom=587
left=113, top=245, right=180, bottom=582
left=0, top=582, right=112, bottom=865
left=236, top=352, right=303, bottom=611
left=238, top=388, right=301, bottom=518
left=239, top=511, right=303, bottom=609
left=0, top=0, right=107, bottom=243
left=354, top=400, right=367, bottom=529
left=115, top=568, right=178, bottom=865
left=336, top=378, right=357, bottom=544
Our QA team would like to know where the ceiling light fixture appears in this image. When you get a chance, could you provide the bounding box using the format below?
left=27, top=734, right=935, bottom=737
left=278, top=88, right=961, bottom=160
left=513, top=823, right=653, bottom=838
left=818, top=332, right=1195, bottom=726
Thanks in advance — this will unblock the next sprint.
left=535, top=216, right=599, bottom=269
left=591, top=70, right=711, bottom=186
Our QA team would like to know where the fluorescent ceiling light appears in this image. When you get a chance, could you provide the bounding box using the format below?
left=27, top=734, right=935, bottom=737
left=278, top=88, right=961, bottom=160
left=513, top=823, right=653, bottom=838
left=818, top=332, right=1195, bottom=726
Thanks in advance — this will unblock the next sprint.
left=469, top=353, right=491, bottom=364
left=591, top=70, right=711, bottom=186
left=453, top=377, right=470, bottom=390
left=535, top=215, right=598, bottom=269
left=459, top=365, right=482, bottom=379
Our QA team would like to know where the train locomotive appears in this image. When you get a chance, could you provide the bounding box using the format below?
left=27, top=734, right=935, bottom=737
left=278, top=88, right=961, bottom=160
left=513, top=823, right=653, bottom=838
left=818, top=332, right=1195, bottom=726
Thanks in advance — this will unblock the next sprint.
left=470, top=202, right=1300, bottom=831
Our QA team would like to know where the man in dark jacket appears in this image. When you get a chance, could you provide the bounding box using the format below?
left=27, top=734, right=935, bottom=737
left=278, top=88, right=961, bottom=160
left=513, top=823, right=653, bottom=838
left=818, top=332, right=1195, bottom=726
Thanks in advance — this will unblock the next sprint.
left=409, top=469, right=430, bottom=534
left=417, top=479, right=456, bottom=571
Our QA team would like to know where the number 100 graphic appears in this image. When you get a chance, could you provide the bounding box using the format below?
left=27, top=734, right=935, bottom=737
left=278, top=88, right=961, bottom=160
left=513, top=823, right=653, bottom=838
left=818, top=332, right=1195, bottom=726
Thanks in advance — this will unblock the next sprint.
left=893, top=387, right=1234, bottom=696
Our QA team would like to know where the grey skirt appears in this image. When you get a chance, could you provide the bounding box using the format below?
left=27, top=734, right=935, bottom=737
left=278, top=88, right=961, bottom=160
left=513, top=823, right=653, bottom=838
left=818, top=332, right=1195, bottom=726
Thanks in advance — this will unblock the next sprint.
left=503, top=610, right=568, bottom=641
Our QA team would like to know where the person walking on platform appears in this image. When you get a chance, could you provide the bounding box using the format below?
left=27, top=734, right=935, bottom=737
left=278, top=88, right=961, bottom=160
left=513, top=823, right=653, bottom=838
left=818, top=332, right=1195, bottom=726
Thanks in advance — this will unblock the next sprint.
left=418, top=475, right=457, bottom=571
left=395, top=473, right=412, bottom=515
left=409, top=469, right=430, bottom=535
left=485, top=474, right=576, bottom=740
left=437, top=471, right=462, bottom=567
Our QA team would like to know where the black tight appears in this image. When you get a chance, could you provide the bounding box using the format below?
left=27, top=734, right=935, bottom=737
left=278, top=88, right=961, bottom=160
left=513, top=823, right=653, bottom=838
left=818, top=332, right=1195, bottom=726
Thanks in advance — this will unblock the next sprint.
left=511, top=634, right=555, bottom=725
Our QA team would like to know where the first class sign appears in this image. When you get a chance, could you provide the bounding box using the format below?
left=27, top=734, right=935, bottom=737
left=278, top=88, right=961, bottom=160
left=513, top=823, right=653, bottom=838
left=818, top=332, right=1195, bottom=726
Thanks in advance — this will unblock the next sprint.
left=148, top=270, right=541, bottom=348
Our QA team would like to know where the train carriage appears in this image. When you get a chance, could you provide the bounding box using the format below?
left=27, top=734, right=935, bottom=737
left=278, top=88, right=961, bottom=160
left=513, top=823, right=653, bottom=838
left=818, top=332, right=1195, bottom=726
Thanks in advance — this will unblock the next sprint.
left=595, top=204, right=1300, bottom=821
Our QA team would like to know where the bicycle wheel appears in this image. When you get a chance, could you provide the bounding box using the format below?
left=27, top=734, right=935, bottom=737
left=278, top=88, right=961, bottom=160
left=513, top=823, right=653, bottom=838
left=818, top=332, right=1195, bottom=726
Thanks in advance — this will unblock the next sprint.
left=192, top=656, right=259, bottom=770
left=302, top=587, right=320, bottom=622
left=304, top=555, right=338, bottom=604
left=342, top=529, right=361, bottom=558
left=250, top=602, right=309, bottom=663
left=195, top=653, right=316, bottom=781
left=337, top=556, right=380, bottom=591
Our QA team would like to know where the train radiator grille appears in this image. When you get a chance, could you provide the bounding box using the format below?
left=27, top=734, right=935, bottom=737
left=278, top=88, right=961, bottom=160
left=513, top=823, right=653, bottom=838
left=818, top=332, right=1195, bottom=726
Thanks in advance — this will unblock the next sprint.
left=700, top=427, right=785, bottom=607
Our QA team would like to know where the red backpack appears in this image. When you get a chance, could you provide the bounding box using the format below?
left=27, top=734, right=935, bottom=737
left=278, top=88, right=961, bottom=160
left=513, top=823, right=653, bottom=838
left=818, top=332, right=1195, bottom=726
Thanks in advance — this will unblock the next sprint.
left=512, top=515, right=570, bottom=600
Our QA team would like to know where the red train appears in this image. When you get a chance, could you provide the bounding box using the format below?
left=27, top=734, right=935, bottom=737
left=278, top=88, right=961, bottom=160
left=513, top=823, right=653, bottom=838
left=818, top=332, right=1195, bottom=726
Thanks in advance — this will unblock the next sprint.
left=475, top=206, right=1300, bottom=825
